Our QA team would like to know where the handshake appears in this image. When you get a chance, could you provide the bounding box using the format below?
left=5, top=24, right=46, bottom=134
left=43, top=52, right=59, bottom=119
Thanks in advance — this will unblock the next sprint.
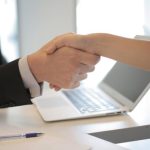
left=28, top=33, right=100, bottom=90
left=28, top=32, right=150, bottom=91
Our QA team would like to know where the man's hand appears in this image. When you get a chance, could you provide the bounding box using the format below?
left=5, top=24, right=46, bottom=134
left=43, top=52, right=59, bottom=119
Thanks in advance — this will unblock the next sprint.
left=28, top=46, right=100, bottom=89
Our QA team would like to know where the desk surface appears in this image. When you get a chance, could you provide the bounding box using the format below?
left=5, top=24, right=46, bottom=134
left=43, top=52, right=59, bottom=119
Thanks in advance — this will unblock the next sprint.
left=0, top=88, right=150, bottom=150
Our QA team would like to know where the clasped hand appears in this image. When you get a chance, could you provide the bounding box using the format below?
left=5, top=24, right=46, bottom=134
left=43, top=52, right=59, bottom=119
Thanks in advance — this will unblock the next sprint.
left=28, top=33, right=100, bottom=90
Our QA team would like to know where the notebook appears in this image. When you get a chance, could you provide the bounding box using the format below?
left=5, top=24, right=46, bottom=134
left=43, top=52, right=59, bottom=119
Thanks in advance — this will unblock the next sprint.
left=32, top=62, right=150, bottom=121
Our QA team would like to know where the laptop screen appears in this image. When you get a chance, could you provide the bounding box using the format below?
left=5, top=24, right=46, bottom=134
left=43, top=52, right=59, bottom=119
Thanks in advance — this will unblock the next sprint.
left=100, top=62, right=150, bottom=102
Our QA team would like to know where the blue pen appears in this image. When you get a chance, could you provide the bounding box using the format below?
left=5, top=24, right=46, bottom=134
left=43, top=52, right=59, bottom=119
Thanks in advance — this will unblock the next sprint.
left=0, top=132, right=44, bottom=141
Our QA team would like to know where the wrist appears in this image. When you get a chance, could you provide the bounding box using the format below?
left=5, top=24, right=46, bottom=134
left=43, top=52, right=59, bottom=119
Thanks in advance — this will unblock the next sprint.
left=86, top=33, right=108, bottom=56
left=27, top=52, right=43, bottom=83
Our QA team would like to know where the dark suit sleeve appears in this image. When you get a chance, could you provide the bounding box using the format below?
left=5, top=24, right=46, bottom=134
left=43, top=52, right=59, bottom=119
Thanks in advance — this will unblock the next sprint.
left=0, top=59, right=32, bottom=108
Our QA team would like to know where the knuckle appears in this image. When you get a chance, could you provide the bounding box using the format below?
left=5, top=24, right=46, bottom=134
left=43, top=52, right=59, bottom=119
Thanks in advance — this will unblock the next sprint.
left=84, top=73, right=88, bottom=79
left=71, top=82, right=80, bottom=89
left=94, top=56, right=100, bottom=64
left=80, top=74, right=87, bottom=81
left=89, top=66, right=95, bottom=72
left=82, top=65, right=95, bottom=73
left=90, top=55, right=100, bottom=65
left=64, top=75, right=76, bottom=88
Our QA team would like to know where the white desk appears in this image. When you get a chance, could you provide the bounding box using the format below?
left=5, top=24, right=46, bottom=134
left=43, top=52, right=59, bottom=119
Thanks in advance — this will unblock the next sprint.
left=0, top=89, right=150, bottom=150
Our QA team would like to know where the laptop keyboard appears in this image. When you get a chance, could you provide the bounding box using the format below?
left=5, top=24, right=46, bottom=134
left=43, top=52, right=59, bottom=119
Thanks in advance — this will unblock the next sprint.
left=63, top=87, right=118, bottom=114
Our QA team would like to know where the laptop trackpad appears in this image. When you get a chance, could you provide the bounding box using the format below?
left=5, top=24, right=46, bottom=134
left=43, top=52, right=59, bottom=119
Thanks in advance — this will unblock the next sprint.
left=32, top=94, right=80, bottom=121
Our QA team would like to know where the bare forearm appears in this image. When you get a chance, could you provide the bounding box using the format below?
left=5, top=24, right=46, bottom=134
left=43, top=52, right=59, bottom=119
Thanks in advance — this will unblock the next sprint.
left=88, top=33, right=150, bottom=71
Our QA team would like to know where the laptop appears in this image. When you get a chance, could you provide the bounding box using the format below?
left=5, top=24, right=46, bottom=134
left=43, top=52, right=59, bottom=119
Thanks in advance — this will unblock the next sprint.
left=32, top=62, right=150, bottom=121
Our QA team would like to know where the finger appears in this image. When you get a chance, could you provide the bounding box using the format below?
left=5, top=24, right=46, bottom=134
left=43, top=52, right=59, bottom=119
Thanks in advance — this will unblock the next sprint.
left=49, top=83, right=61, bottom=91
left=54, top=34, right=89, bottom=52
left=46, top=33, right=75, bottom=54
left=76, top=50, right=100, bottom=65
left=87, top=65, right=95, bottom=72
left=49, top=83, right=54, bottom=89
left=65, top=73, right=87, bottom=89
left=53, top=34, right=101, bottom=55
left=69, top=82, right=80, bottom=89
left=54, top=86, right=61, bottom=91
left=76, top=74, right=88, bottom=82
left=53, top=84, right=61, bottom=91
left=79, top=64, right=95, bottom=74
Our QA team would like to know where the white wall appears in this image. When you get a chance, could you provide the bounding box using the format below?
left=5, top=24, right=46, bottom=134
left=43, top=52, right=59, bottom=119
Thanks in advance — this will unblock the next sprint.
left=17, top=0, right=76, bottom=56
left=144, top=0, right=150, bottom=35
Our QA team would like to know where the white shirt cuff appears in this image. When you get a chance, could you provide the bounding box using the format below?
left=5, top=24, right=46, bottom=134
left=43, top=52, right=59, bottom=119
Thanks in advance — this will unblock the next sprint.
left=18, top=56, right=43, bottom=97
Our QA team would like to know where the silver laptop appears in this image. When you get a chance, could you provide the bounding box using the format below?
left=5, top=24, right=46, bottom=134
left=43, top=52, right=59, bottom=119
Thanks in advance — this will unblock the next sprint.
left=32, top=62, right=150, bottom=121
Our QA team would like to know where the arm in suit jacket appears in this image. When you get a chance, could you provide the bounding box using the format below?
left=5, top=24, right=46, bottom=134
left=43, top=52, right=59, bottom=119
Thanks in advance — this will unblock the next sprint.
left=0, top=59, right=32, bottom=108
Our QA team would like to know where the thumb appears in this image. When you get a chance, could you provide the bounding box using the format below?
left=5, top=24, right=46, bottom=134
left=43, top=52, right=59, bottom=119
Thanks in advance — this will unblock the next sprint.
left=46, top=33, right=75, bottom=55
left=50, top=34, right=93, bottom=54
